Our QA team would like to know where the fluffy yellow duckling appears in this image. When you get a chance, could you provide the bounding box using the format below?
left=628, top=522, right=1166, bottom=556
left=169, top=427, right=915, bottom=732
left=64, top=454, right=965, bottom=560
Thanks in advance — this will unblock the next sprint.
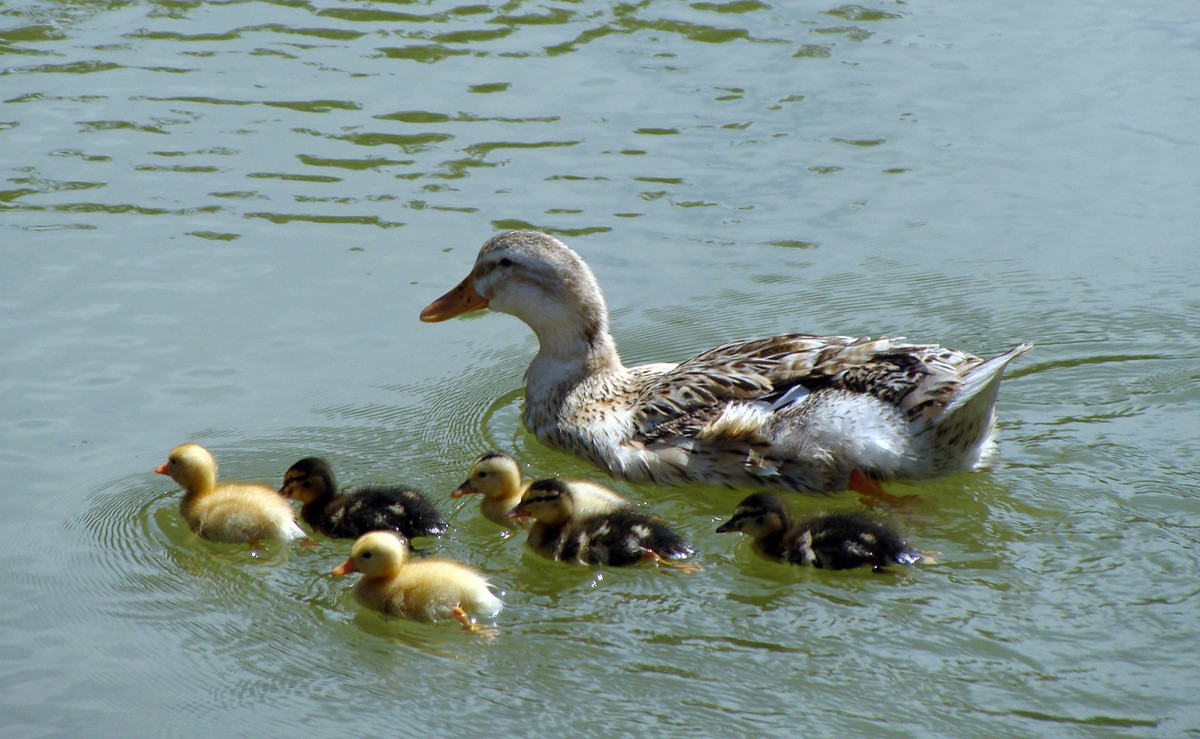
left=155, top=443, right=305, bottom=544
left=452, top=451, right=629, bottom=527
left=331, top=531, right=502, bottom=632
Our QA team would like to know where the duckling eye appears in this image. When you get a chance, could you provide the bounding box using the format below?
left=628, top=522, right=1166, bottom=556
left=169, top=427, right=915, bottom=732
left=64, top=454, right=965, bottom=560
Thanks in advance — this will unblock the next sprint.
left=498, top=257, right=513, bottom=267
left=477, top=471, right=489, bottom=479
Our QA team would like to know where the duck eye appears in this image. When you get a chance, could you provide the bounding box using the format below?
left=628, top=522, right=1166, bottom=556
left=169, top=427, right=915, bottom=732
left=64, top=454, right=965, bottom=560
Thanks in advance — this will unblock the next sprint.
left=478, top=471, right=488, bottom=478
left=498, top=257, right=513, bottom=267
left=362, top=551, right=372, bottom=559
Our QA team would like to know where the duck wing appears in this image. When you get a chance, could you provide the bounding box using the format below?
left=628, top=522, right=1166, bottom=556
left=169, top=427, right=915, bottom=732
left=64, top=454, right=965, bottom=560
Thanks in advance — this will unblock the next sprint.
left=631, top=334, right=1025, bottom=439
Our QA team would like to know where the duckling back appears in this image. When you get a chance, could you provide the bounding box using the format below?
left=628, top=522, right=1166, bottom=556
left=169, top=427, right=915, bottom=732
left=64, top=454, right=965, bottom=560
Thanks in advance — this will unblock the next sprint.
left=372, top=559, right=503, bottom=622
left=797, top=511, right=924, bottom=570
left=187, top=483, right=306, bottom=543
left=528, top=509, right=692, bottom=567
left=321, top=485, right=448, bottom=540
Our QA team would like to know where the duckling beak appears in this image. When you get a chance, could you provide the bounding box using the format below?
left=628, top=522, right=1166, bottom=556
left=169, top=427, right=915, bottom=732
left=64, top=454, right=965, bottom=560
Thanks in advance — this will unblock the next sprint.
left=504, top=505, right=529, bottom=520
left=420, top=275, right=488, bottom=322
left=331, top=557, right=359, bottom=576
left=154, top=463, right=168, bottom=475
left=451, top=481, right=478, bottom=499
left=715, top=519, right=741, bottom=534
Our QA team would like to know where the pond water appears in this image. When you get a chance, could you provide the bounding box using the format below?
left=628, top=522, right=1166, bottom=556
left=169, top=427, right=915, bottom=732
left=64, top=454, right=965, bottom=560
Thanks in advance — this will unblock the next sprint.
left=2, top=0, right=1198, bottom=735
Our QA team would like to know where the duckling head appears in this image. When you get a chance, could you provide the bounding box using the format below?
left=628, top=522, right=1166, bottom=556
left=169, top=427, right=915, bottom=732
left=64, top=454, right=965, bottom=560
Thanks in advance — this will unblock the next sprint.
left=332, top=530, right=407, bottom=578
left=155, top=443, right=217, bottom=493
left=506, top=478, right=576, bottom=524
left=280, top=457, right=336, bottom=504
left=453, top=452, right=522, bottom=500
left=421, top=231, right=613, bottom=362
left=715, top=492, right=788, bottom=539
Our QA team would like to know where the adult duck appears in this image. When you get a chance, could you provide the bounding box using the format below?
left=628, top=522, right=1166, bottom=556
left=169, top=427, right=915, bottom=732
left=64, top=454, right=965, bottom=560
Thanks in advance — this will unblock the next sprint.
left=421, top=230, right=1030, bottom=495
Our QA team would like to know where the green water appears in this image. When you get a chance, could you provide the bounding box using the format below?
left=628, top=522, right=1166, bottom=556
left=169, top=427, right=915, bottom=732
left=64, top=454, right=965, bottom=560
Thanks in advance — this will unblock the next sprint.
left=2, top=0, right=1197, bottom=735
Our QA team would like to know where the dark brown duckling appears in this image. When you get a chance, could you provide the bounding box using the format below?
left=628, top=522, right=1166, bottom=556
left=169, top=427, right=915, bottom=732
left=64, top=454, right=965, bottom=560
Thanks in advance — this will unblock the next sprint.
left=716, top=492, right=928, bottom=573
left=280, top=457, right=447, bottom=540
left=506, top=478, right=697, bottom=571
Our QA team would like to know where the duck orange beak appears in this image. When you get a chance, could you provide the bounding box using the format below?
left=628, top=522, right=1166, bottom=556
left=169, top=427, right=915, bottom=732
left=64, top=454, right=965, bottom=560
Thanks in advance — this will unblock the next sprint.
left=154, top=463, right=168, bottom=475
left=451, top=481, right=478, bottom=499
left=420, top=275, right=488, bottom=322
left=331, top=557, right=359, bottom=576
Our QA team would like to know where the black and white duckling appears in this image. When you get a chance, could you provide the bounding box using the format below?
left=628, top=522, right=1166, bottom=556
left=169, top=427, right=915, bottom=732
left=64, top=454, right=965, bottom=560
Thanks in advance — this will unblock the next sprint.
left=280, top=457, right=447, bottom=540
left=452, top=451, right=629, bottom=528
left=331, top=531, right=502, bottom=633
left=506, top=478, right=698, bottom=571
left=716, top=492, right=929, bottom=573
left=156, top=443, right=305, bottom=544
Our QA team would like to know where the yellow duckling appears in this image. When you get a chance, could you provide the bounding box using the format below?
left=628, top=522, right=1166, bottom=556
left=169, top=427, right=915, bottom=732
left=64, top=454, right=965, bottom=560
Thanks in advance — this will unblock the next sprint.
left=506, top=478, right=698, bottom=572
left=155, top=443, right=305, bottom=544
left=452, top=451, right=629, bottom=527
left=331, top=531, right=502, bottom=633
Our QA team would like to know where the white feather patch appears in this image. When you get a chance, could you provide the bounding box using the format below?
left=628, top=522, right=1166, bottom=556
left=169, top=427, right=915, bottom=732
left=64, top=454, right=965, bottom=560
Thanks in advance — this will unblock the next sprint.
left=696, top=403, right=772, bottom=442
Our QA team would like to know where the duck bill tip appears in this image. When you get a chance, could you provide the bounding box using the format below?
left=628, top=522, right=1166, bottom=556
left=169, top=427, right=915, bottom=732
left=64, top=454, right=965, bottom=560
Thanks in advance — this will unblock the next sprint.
left=419, top=276, right=488, bottom=322
left=331, top=558, right=358, bottom=576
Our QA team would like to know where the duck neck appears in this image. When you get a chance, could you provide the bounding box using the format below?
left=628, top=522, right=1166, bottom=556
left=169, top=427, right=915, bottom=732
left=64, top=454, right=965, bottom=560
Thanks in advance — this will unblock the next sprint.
left=526, top=315, right=624, bottom=387
left=178, top=467, right=216, bottom=514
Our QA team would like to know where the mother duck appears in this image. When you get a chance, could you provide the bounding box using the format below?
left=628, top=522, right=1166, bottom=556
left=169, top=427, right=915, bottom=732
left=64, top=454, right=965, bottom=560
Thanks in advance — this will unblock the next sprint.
left=420, top=231, right=1030, bottom=495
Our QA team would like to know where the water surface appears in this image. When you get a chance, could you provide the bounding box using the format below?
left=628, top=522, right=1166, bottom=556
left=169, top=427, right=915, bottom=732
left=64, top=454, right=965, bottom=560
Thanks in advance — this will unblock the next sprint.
left=2, top=0, right=1198, bottom=735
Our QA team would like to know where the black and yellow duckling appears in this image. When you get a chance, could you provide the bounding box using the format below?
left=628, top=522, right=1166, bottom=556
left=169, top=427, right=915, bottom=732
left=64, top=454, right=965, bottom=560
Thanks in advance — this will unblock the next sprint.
left=280, top=457, right=448, bottom=540
left=506, top=478, right=698, bottom=572
left=716, top=492, right=930, bottom=573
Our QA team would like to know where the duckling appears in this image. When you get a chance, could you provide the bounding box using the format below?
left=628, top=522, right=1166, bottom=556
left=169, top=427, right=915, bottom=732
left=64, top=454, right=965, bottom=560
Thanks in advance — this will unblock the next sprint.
left=280, top=457, right=447, bottom=540
left=331, top=531, right=502, bottom=633
left=716, top=492, right=928, bottom=573
left=421, top=230, right=1030, bottom=496
left=506, top=478, right=697, bottom=571
left=155, top=444, right=305, bottom=544
left=452, top=452, right=629, bottom=527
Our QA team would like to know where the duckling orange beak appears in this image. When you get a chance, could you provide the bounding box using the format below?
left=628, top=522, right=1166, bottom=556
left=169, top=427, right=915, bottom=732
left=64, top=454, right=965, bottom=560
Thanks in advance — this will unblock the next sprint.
left=154, top=463, right=168, bottom=475
left=451, top=481, right=478, bottom=499
left=420, top=275, right=488, bottom=322
left=331, top=557, right=359, bottom=576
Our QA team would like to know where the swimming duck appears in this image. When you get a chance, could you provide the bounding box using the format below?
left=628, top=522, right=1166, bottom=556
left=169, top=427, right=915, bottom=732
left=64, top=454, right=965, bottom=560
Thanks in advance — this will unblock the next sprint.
left=280, top=457, right=447, bottom=540
left=716, top=492, right=927, bottom=572
left=506, top=478, right=697, bottom=570
left=155, top=443, right=305, bottom=544
left=453, top=451, right=629, bottom=527
left=331, top=531, right=502, bottom=632
left=420, top=230, right=1030, bottom=496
